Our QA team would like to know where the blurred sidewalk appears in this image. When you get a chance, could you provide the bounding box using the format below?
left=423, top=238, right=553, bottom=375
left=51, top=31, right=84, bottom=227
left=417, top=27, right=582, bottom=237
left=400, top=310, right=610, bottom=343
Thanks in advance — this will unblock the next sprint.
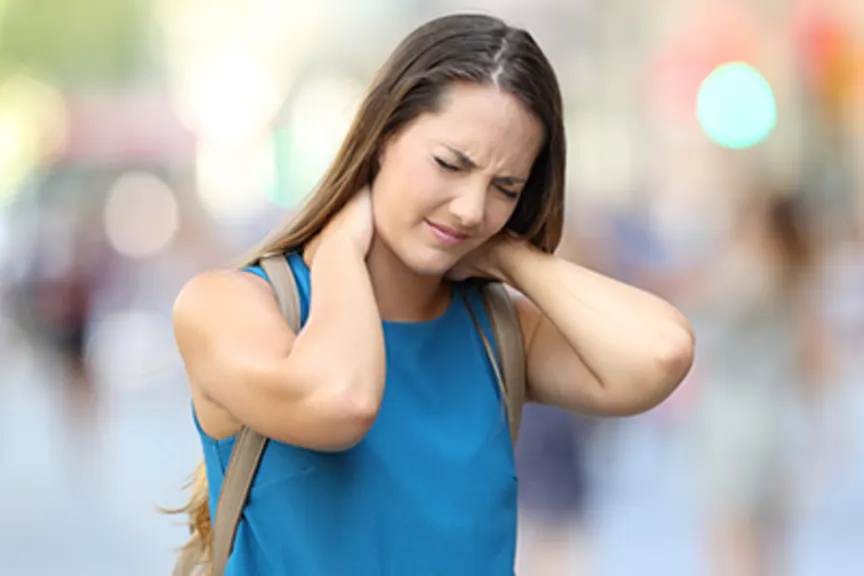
left=586, top=379, right=864, bottom=576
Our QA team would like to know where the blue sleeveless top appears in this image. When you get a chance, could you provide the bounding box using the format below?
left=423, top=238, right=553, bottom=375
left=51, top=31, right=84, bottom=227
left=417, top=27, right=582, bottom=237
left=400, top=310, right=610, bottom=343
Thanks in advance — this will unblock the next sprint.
left=194, top=252, right=517, bottom=575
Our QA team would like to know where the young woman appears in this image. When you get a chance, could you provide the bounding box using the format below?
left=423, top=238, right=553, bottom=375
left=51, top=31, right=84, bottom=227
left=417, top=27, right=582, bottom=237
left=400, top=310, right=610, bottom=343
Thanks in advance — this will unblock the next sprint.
left=172, top=13, right=694, bottom=575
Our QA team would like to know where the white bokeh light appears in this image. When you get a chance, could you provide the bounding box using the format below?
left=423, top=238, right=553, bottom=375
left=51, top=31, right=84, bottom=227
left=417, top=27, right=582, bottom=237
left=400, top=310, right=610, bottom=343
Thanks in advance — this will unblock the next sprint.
left=278, top=74, right=365, bottom=206
left=103, top=172, right=180, bottom=258
left=196, top=137, right=275, bottom=221
left=174, top=51, right=281, bottom=144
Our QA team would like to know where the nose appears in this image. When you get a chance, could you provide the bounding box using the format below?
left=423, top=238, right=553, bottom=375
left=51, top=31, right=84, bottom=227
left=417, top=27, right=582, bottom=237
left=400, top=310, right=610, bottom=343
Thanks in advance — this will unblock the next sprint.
left=448, top=183, right=486, bottom=231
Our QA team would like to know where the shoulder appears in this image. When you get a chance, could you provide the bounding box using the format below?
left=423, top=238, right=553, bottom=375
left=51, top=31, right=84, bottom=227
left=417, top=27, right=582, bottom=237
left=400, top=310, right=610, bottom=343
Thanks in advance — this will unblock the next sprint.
left=175, top=268, right=274, bottom=308
left=172, top=269, right=277, bottom=332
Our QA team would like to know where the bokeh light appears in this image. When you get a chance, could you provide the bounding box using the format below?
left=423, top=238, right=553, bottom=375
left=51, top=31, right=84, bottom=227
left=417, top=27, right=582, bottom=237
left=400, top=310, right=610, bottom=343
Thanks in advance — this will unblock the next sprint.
left=0, top=73, right=67, bottom=205
left=272, top=74, right=365, bottom=208
left=696, top=62, right=777, bottom=149
left=196, top=138, right=275, bottom=221
left=103, top=172, right=180, bottom=258
left=173, top=51, right=281, bottom=144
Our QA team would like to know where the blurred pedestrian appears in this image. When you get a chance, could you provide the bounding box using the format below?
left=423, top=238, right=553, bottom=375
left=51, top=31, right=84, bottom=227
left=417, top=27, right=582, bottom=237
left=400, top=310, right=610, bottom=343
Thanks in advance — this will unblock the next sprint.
left=516, top=404, right=594, bottom=575
left=687, top=189, right=827, bottom=576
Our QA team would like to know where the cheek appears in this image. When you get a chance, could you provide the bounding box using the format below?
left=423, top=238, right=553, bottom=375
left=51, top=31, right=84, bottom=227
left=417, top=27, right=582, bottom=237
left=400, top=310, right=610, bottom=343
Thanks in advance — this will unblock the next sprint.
left=412, top=171, right=450, bottom=215
left=372, top=160, right=409, bottom=217
left=393, top=165, right=446, bottom=220
left=372, top=161, right=433, bottom=237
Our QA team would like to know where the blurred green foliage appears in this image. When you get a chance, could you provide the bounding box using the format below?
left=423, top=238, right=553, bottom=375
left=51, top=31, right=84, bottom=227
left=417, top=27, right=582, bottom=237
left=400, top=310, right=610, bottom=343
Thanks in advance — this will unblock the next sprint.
left=0, top=0, right=145, bottom=85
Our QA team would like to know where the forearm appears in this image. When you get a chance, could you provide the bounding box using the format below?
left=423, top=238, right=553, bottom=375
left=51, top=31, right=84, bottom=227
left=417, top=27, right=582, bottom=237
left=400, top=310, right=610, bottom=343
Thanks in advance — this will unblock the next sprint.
left=290, top=238, right=386, bottom=405
left=500, top=245, right=694, bottom=396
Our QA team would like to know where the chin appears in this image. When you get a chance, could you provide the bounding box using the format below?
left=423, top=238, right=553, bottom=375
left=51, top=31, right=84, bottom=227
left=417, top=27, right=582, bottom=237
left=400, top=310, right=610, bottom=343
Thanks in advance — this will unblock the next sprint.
left=405, top=254, right=455, bottom=277
left=397, top=244, right=459, bottom=277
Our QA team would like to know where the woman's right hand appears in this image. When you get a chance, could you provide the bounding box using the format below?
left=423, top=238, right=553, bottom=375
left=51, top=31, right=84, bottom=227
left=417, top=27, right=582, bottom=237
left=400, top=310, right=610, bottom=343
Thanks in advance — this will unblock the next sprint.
left=176, top=188, right=385, bottom=452
left=307, top=188, right=374, bottom=262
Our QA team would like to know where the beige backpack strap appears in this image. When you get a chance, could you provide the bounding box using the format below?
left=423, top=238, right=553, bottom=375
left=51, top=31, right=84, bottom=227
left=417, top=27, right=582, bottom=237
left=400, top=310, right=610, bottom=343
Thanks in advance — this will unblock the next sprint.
left=209, top=427, right=267, bottom=576
left=461, top=282, right=527, bottom=446
left=209, top=253, right=301, bottom=576
left=260, top=253, right=303, bottom=325
left=481, top=282, right=526, bottom=445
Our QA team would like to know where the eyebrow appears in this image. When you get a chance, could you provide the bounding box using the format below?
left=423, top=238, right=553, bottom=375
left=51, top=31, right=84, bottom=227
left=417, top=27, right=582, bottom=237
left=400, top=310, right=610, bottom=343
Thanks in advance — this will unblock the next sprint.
left=443, top=145, right=527, bottom=185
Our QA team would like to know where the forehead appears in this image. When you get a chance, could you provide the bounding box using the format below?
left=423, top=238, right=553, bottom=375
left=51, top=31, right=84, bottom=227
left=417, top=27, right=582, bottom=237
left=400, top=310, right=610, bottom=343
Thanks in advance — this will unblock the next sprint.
left=404, top=82, right=544, bottom=170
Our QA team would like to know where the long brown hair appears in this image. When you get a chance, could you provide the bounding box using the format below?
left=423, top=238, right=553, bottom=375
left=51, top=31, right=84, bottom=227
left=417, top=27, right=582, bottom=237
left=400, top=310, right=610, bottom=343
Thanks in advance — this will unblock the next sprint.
left=172, top=12, right=567, bottom=569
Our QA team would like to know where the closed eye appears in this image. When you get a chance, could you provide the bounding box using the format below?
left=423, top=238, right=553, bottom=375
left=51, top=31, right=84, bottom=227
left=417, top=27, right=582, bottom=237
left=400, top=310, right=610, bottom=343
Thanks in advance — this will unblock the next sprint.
left=495, top=186, right=519, bottom=200
left=434, top=156, right=460, bottom=172
left=435, top=154, right=519, bottom=199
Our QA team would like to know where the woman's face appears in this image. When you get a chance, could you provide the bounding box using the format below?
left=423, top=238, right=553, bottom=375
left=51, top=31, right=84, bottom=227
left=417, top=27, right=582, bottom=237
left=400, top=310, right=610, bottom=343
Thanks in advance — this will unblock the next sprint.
left=371, top=81, right=544, bottom=276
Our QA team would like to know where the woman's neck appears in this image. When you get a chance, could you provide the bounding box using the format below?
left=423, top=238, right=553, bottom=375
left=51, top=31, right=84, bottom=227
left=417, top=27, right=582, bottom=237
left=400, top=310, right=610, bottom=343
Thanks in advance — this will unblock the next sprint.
left=365, top=236, right=452, bottom=323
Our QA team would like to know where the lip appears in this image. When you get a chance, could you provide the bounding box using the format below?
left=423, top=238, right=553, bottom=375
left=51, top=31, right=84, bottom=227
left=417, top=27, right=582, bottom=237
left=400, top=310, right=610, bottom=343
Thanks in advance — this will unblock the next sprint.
left=426, top=220, right=470, bottom=246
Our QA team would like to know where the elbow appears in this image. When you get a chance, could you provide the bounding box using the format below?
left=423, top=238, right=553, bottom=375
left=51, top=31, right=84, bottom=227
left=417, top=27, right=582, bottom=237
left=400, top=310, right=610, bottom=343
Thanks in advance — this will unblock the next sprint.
left=305, top=374, right=384, bottom=451
left=329, top=386, right=383, bottom=448
left=612, top=320, right=695, bottom=417
left=665, top=319, right=696, bottom=377
left=586, top=314, right=695, bottom=418
left=648, top=320, right=695, bottom=404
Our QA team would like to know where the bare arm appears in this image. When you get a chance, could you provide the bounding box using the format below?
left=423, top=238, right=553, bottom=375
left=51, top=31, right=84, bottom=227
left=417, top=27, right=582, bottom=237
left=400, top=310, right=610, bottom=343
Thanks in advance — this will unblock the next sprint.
left=173, top=192, right=385, bottom=451
left=491, top=241, right=695, bottom=416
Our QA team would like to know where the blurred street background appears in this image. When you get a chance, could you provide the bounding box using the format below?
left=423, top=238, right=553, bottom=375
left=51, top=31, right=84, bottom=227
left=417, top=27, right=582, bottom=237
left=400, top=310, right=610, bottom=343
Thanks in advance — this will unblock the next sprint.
left=1, top=0, right=864, bottom=574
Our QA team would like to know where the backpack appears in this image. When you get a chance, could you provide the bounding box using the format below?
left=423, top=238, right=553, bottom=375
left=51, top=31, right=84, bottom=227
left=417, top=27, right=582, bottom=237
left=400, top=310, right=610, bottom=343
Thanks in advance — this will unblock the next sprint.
left=173, top=253, right=527, bottom=576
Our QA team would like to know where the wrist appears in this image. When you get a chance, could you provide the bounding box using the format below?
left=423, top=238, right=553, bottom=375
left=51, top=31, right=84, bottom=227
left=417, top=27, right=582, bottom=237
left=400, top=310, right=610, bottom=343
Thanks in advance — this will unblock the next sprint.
left=491, top=240, right=541, bottom=286
left=313, top=233, right=367, bottom=268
